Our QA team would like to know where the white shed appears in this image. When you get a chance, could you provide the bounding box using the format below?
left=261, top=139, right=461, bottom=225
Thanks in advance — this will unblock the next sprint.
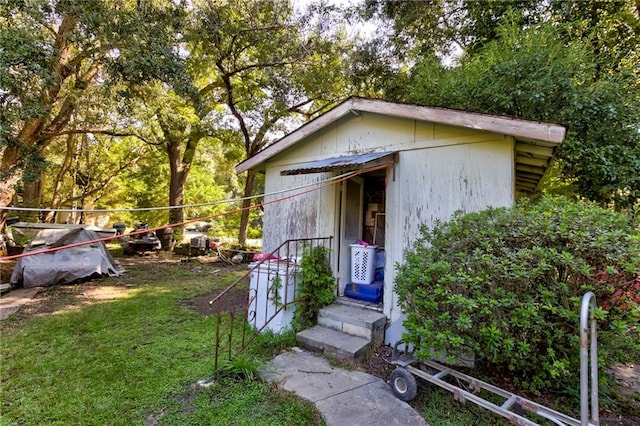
left=236, top=97, right=566, bottom=343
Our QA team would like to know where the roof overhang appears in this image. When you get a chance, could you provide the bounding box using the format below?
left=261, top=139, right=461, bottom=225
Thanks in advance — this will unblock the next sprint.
left=236, top=97, right=566, bottom=192
left=280, top=151, right=397, bottom=175
left=514, top=140, right=558, bottom=192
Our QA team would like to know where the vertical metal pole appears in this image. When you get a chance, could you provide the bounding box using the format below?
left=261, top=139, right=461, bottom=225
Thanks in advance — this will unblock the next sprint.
left=579, top=291, right=599, bottom=426
left=589, top=298, right=599, bottom=425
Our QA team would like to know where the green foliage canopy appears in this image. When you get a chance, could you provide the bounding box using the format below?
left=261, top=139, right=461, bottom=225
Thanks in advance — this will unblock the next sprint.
left=405, top=18, right=640, bottom=208
left=395, top=196, right=640, bottom=393
left=0, top=0, right=185, bottom=177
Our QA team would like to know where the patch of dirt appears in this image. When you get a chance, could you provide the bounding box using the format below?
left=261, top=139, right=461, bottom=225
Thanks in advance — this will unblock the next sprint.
left=360, top=343, right=395, bottom=379
left=1, top=260, right=16, bottom=283
left=599, top=414, right=640, bottom=426
left=181, top=287, right=248, bottom=316
left=608, top=364, right=640, bottom=401
left=4, top=279, right=135, bottom=318
left=2, top=254, right=247, bottom=319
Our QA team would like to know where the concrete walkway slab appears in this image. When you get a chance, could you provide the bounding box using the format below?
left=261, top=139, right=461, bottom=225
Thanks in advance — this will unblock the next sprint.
left=260, top=348, right=428, bottom=426
left=317, top=380, right=426, bottom=426
left=0, top=287, right=40, bottom=320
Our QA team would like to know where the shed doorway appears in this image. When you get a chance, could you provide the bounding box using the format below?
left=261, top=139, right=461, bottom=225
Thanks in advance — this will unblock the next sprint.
left=337, top=169, right=387, bottom=308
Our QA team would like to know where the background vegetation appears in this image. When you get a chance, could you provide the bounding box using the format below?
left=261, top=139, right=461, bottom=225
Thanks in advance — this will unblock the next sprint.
left=2, top=0, right=638, bottom=240
left=395, top=196, right=640, bottom=398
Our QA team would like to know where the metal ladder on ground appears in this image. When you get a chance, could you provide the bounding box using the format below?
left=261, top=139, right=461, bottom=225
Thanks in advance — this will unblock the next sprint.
left=391, top=292, right=600, bottom=426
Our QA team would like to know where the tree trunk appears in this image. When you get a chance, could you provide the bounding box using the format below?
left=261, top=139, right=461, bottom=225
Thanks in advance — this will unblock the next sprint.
left=166, top=137, right=194, bottom=244
left=0, top=146, right=23, bottom=231
left=168, top=147, right=186, bottom=222
left=46, top=134, right=76, bottom=223
left=0, top=175, right=19, bottom=232
left=238, top=169, right=255, bottom=246
left=23, top=179, right=42, bottom=208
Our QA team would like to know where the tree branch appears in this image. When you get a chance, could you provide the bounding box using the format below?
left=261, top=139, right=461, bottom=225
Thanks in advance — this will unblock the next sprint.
left=198, top=80, right=226, bottom=97
left=217, top=61, right=252, bottom=152
left=42, top=128, right=152, bottom=145
left=227, top=58, right=303, bottom=77
left=62, top=151, right=143, bottom=205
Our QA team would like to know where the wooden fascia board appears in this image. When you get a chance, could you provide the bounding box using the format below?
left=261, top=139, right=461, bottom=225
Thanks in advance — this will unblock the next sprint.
left=236, top=97, right=566, bottom=173
left=352, top=98, right=566, bottom=145
left=235, top=100, right=354, bottom=173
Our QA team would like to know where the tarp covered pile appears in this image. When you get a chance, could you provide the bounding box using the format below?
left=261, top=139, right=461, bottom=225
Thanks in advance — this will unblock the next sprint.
left=10, top=228, right=123, bottom=288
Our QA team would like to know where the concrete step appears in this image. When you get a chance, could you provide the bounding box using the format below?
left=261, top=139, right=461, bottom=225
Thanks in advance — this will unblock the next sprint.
left=296, top=325, right=371, bottom=361
left=335, top=295, right=383, bottom=313
left=317, top=304, right=387, bottom=344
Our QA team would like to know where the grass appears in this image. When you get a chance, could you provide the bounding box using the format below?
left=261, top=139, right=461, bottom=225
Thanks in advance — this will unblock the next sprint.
left=0, top=258, right=322, bottom=425
left=4, top=254, right=627, bottom=425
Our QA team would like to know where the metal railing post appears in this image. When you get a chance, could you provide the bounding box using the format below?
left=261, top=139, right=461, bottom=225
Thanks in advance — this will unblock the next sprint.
left=210, top=237, right=333, bottom=373
left=579, top=291, right=599, bottom=426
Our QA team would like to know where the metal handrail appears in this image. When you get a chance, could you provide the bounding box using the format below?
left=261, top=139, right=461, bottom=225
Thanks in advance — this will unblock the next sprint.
left=579, top=291, right=599, bottom=426
left=209, top=236, right=333, bottom=372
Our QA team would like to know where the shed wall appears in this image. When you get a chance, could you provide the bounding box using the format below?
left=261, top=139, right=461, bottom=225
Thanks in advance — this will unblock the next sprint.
left=262, top=170, right=336, bottom=253
left=266, top=112, right=505, bottom=169
left=260, top=111, right=515, bottom=335
left=384, top=140, right=514, bottom=329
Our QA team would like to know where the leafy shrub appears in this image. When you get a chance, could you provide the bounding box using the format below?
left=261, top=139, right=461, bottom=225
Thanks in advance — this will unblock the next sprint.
left=395, top=195, right=640, bottom=393
left=293, top=245, right=335, bottom=330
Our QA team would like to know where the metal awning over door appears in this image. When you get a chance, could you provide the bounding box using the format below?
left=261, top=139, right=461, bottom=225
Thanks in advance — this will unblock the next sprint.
left=280, top=152, right=397, bottom=175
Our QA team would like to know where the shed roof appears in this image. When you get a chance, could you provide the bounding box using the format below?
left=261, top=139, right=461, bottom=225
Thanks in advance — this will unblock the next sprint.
left=236, top=97, right=566, bottom=192
left=280, top=151, right=397, bottom=175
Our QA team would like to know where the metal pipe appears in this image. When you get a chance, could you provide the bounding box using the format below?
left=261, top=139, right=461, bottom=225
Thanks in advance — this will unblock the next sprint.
left=579, top=291, right=599, bottom=426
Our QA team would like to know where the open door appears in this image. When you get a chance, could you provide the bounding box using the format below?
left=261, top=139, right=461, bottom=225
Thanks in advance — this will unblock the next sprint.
left=337, top=177, right=363, bottom=293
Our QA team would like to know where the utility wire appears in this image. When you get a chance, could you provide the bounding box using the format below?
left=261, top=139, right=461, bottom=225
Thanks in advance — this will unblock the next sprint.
left=1, top=171, right=357, bottom=213
left=0, top=165, right=389, bottom=261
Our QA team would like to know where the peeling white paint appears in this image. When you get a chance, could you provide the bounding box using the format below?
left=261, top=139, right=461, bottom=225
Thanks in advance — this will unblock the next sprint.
left=261, top=113, right=516, bottom=328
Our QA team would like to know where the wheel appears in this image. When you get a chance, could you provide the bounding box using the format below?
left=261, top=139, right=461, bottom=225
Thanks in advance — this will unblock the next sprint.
left=389, top=367, right=418, bottom=401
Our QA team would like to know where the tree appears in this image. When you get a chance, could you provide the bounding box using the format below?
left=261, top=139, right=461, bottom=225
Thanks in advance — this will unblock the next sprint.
left=127, top=79, right=241, bottom=239
left=41, top=131, right=145, bottom=224
left=365, top=0, right=639, bottom=61
left=189, top=0, right=351, bottom=244
left=0, top=0, right=185, bottom=229
left=362, top=0, right=545, bottom=61
left=117, top=1, right=351, bottom=243
left=405, top=17, right=640, bottom=208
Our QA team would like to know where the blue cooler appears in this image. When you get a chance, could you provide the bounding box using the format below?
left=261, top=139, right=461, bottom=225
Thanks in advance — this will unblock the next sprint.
left=344, top=281, right=383, bottom=303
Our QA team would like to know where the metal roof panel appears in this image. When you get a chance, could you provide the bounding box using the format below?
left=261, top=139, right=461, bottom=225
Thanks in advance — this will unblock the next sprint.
left=280, top=151, right=396, bottom=175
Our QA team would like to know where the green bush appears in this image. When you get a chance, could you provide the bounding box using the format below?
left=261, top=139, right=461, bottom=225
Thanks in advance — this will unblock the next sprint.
left=395, top=196, right=640, bottom=394
left=293, top=245, right=335, bottom=330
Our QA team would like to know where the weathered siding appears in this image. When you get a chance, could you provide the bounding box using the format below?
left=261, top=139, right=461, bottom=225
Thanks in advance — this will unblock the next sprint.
left=261, top=111, right=515, bottom=335
left=262, top=167, right=336, bottom=252
left=383, top=138, right=515, bottom=337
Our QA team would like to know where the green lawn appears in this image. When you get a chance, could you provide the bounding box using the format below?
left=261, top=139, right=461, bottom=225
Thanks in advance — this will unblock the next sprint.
left=0, top=258, right=321, bottom=425
left=3, top=255, right=629, bottom=425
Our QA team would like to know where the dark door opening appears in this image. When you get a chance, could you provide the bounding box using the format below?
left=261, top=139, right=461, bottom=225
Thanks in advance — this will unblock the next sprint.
left=362, top=170, right=386, bottom=248
left=340, top=168, right=387, bottom=307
